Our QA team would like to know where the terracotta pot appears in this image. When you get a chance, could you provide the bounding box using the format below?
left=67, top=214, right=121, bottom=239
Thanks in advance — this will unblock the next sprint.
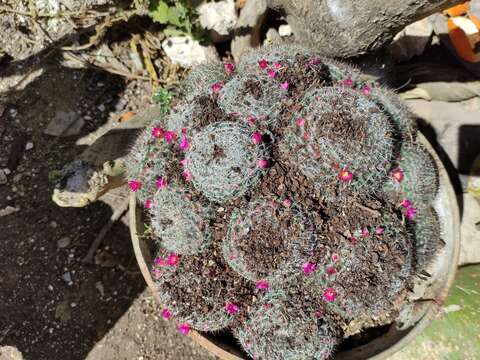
left=129, top=133, right=460, bottom=359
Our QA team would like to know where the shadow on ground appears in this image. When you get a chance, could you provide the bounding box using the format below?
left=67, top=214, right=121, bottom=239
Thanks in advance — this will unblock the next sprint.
left=0, top=38, right=146, bottom=360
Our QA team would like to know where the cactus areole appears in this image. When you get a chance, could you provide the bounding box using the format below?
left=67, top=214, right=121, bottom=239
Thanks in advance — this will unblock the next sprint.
left=126, top=45, right=443, bottom=360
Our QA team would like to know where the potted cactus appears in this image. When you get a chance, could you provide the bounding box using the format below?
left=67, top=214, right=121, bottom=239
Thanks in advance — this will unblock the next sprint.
left=126, top=45, right=459, bottom=359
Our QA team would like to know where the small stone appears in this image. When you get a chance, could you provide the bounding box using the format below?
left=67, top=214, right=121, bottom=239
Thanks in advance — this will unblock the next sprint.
left=62, top=272, right=72, bottom=284
left=25, top=142, right=34, bottom=151
left=95, top=281, right=105, bottom=297
left=97, top=104, right=106, bottom=112
left=57, top=237, right=71, bottom=249
left=3, top=168, right=11, bottom=175
left=0, top=206, right=20, bottom=217
left=278, top=24, right=293, bottom=37
left=0, top=169, right=7, bottom=185
left=48, top=285, right=53, bottom=291
left=162, top=36, right=219, bottom=67
left=12, top=173, right=22, bottom=183
left=70, top=302, right=77, bottom=308
left=49, top=221, right=58, bottom=228
left=44, top=111, right=84, bottom=137
left=198, top=0, right=237, bottom=36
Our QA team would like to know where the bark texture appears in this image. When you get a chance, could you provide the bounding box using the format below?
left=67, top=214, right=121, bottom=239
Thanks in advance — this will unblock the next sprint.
left=268, top=0, right=462, bottom=58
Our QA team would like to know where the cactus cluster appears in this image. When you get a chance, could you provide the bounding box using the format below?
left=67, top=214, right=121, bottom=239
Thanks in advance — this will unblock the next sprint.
left=126, top=44, right=444, bottom=359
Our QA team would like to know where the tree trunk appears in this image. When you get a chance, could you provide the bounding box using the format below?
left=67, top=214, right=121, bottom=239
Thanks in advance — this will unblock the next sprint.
left=269, top=0, right=462, bottom=58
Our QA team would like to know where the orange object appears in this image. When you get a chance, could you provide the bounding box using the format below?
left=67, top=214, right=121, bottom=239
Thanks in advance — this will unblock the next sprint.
left=444, top=3, right=470, bottom=17
left=445, top=1, right=480, bottom=62
left=119, top=111, right=135, bottom=122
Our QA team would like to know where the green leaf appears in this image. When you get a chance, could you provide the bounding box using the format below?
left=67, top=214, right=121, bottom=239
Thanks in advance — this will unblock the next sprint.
left=167, top=6, right=183, bottom=27
left=149, top=0, right=170, bottom=24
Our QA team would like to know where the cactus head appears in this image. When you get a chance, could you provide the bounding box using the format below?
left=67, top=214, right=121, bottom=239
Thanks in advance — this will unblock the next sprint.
left=301, top=200, right=415, bottom=324
left=152, top=248, right=251, bottom=332
left=151, top=187, right=214, bottom=255
left=181, top=61, right=229, bottom=97
left=125, top=124, right=176, bottom=204
left=413, top=206, right=443, bottom=272
left=185, top=121, right=269, bottom=203
left=235, top=290, right=340, bottom=360
left=223, top=196, right=317, bottom=285
left=281, top=86, right=394, bottom=197
left=384, top=142, right=439, bottom=206
left=217, top=73, right=288, bottom=123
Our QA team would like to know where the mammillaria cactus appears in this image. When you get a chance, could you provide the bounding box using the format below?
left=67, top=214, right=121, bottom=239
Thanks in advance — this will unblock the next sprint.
left=126, top=44, right=444, bottom=359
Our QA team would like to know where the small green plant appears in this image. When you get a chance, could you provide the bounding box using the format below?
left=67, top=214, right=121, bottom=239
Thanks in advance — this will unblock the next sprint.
left=152, top=88, right=174, bottom=115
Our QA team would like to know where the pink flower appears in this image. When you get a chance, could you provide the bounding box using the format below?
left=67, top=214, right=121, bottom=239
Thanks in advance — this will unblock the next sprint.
left=282, top=198, right=292, bottom=208
left=152, top=127, right=164, bottom=138
left=303, top=132, right=309, bottom=140
left=350, top=236, right=358, bottom=245
left=256, top=280, right=269, bottom=290
left=151, top=268, right=162, bottom=278
left=343, top=78, right=353, bottom=87
left=247, top=115, right=256, bottom=125
left=362, top=85, right=371, bottom=96
left=225, top=303, right=240, bottom=315
left=251, top=132, right=263, bottom=144
left=326, top=266, right=336, bottom=276
left=179, top=135, right=190, bottom=151
left=181, top=127, right=188, bottom=134
left=163, top=131, right=176, bottom=143
left=156, top=176, right=167, bottom=189
left=128, top=180, right=141, bottom=192
left=263, top=302, right=272, bottom=309
left=400, top=199, right=412, bottom=208
left=361, top=228, right=369, bottom=237
left=180, top=158, right=188, bottom=166
left=280, top=81, right=289, bottom=90
left=224, top=62, right=235, bottom=74
left=211, top=81, right=224, bottom=93
left=296, top=118, right=305, bottom=127
left=258, top=59, right=268, bottom=69
left=273, top=62, right=282, bottom=69
left=144, top=198, right=153, bottom=209
left=303, top=262, right=317, bottom=275
left=257, top=159, right=269, bottom=169
left=178, top=323, right=190, bottom=335
left=154, top=257, right=167, bottom=267
left=331, top=253, right=339, bottom=262
left=267, top=69, right=277, bottom=78
left=167, top=253, right=180, bottom=266
left=323, top=288, right=337, bottom=302
left=338, top=169, right=353, bottom=182
left=375, top=227, right=385, bottom=235
left=391, top=167, right=404, bottom=183
left=405, top=206, right=417, bottom=220
left=161, top=308, right=172, bottom=320
left=308, top=57, right=321, bottom=66
left=314, top=309, right=324, bottom=318
left=182, top=170, right=192, bottom=181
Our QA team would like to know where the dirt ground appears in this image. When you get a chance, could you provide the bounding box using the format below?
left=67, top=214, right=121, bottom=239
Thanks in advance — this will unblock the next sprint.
left=0, top=7, right=214, bottom=358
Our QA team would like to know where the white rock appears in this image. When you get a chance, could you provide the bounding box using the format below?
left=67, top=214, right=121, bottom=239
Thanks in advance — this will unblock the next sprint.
left=3, top=168, right=11, bottom=175
left=162, top=36, right=219, bottom=68
left=0, top=206, right=20, bottom=217
left=25, top=142, right=34, bottom=151
left=57, top=236, right=71, bottom=249
left=278, top=24, right=293, bottom=37
left=198, top=0, right=237, bottom=36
